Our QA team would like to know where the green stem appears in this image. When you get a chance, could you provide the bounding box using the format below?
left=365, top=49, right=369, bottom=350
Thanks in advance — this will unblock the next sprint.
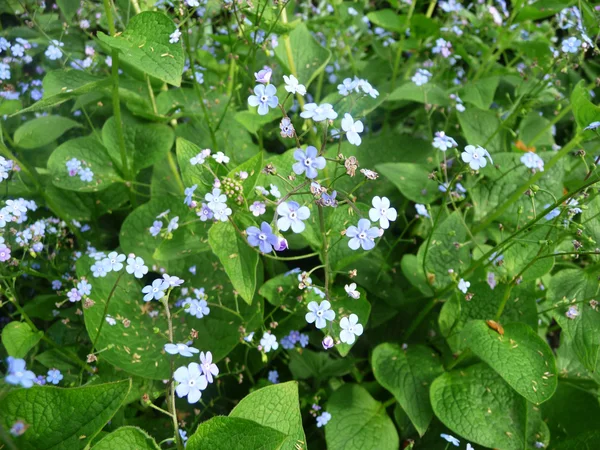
left=90, top=272, right=124, bottom=352
left=318, top=205, right=330, bottom=298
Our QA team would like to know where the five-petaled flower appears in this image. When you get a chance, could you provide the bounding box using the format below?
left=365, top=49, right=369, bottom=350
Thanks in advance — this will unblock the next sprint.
left=142, top=278, right=170, bottom=302
left=248, top=84, right=278, bottom=115
left=277, top=201, right=311, bottom=233
left=305, top=300, right=335, bottom=329
left=173, top=363, right=208, bottom=404
left=368, top=196, right=397, bottom=229
left=339, top=314, right=363, bottom=344
left=247, top=222, right=280, bottom=253
left=346, top=218, right=379, bottom=250
left=292, top=146, right=326, bottom=179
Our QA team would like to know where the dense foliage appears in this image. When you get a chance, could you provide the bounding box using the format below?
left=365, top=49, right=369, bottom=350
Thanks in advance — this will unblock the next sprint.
left=1, top=0, right=600, bottom=449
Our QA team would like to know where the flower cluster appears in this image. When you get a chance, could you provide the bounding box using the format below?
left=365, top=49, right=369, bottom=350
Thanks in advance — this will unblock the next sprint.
left=66, top=158, right=94, bottom=182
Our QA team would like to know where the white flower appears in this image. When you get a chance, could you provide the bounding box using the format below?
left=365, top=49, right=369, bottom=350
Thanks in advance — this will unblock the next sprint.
left=461, top=145, right=491, bottom=170
left=205, top=188, right=227, bottom=212
left=412, top=69, right=432, bottom=86
left=164, top=343, right=199, bottom=357
left=300, top=103, right=338, bottom=122
left=339, top=314, right=363, bottom=345
left=190, top=149, right=211, bottom=165
left=169, top=29, right=182, bottom=44
left=441, top=434, right=460, bottom=446
left=305, top=300, right=335, bottom=329
left=337, top=78, right=358, bottom=96
left=212, top=151, right=230, bottom=164
left=199, top=351, right=219, bottom=383
left=415, top=203, right=429, bottom=218
left=458, top=278, right=470, bottom=294
left=173, top=363, right=208, bottom=404
left=432, top=131, right=458, bottom=151
left=125, top=256, right=148, bottom=279
left=368, top=196, right=397, bottom=229
left=344, top=283, right=360, bottom=299
left=260, top=332, right=278, bottom=352
left=283, top=74, right=306, bottom=96
left=341, top=113, right=364, bottom=146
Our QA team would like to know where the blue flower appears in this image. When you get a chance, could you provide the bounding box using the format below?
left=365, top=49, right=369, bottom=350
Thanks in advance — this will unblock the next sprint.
left=346, top=219, right=379, bottom=250
left=184, top=184, right=197, bottom=206
left=149, top=220, right=163, bottom=236
left=174, top=363, right=208, bottom=404
left=276, top=201, right=311, bottom=233
left=585, top=121, right=600, bottom=130
left=561, top=36, right=581, bottom=53
left=247, top=84, right=278, bottom=115
left=101, top=251, right=126, bottom=272
left=46, top=369, right=63, bottom=385
left=167, top=217, right=179, bottom=232
left=268, top=370, right=279, bottom=384
left=142, top=278, right=170, bottom=302
left=77, top=279, right=92, bottom=296
left=197, top=203, right=214, bottom=221
left=544, top=204, right=560, bottom=221
left=292, top=146, right=326, bottom=179
left=164, top=343, right=199, bottom=357
left=10, top=420, right=27, bottom=437
left=246, top=222, right=279, bottom=253
left=520, top=152, right=544, bottom=172
left=126, top=256, right=149, bottom=279
left=183, top=298, right=210, bottom=318
left=91, top=262, right=108, bottom=278
left=320, top=191, right=337, bottom=207
left=316, top=412, right=331, bottom=427
left=200, top=351, right=219, bottom=383
left=441, top=434, right=460, bottom=446
left=5, top=357, right=36, bottom=388
left=305, top=300, right=335, bottom=329
left=300, top=103, right=337, bottom=122
left=299, top=334, right=309, bottom=348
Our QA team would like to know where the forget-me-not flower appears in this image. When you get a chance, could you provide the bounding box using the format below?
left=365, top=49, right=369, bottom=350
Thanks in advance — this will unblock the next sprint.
left=200, top=351, right=219, bottom=383
left=305, top=300, right=335, bottom=329
left=126, top=256, right=149, bottom=279
left=173, top=363, right=208, bottom=404
left=247, top=222, right=279, bottom=253
left=260, top=332, right=279, bottom=352
left=368, top=196, right=397, bottom=229
left=277, top=201, right=311, bottom=233
left=248, top=84, right=278, bottom=115
left=46, top=369, right=63, bottom=385
left=346, top=219, right=379, bottom=250
left=142, top=278, right=170, bottom=301
left=341, top=113, right=364, bottom=146
left=292, top=146, right=326, bottom=179
left=164, top=343, right=199, bottom=357
left=339, top=314, right=363, bottom=344
left=300, top=103, right=337, bottom=122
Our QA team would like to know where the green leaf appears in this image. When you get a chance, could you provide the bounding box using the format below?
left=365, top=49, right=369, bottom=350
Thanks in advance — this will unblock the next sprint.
left=439, top=281, right=538, bottom=352
left=56, top=0, right=79, bottom=19
left=288, top=349, right=353, bottom=380
left=91, top=426, right=160, bottom=450
left=187, top=416, right=287, bottom=450
left=229, top=381, right=305, bottom=450
left=554, top=432, right=600, bottom=450
left=430, top=363, right=536, bottom=450
left=326, top=384, right=399, bottom=450
left=274, top=23, right=331, bottom=87
left=461, top=76, right=499, bottom=110
left=460, top=320, right=557, bottom=404
left=208, top=221, right=258, bottom=305
left=571, top=80, right=600, bottom=131
left=0, top=380, right=131, bottom=450
left=548, top=268, right=600, bottom=371
left=469, top=152, right=565, bottom=225
left=458, top=106, right=504, bottom=153
left=98, top=12, right=184, bottom=86
left=376, top=162, right=440, bottom=203
left=387, top=82, right=449, bottom=105
left=48, top=137, right=122, bottom=192
left=176, top=137, right=215, bottom=189
left=16, top=70, right=110, bottom=114
left=1, top=321, right=43, bottom=358
left=366, top=9, right=406, bottom=33
left=422, top=211, right=470, bottom=289
left=13, top=116, right=82, bottom=149
left=102, top=117, right=175, bottom=173
left=542, top=381, right=600, bottom=445
left=258, top=272, right=298, bottom=307
left=372, top=344, right=443, bottom=436
left=152, top=221, right=211, bottom=261
left=76, top=256, right=171, bottom=380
